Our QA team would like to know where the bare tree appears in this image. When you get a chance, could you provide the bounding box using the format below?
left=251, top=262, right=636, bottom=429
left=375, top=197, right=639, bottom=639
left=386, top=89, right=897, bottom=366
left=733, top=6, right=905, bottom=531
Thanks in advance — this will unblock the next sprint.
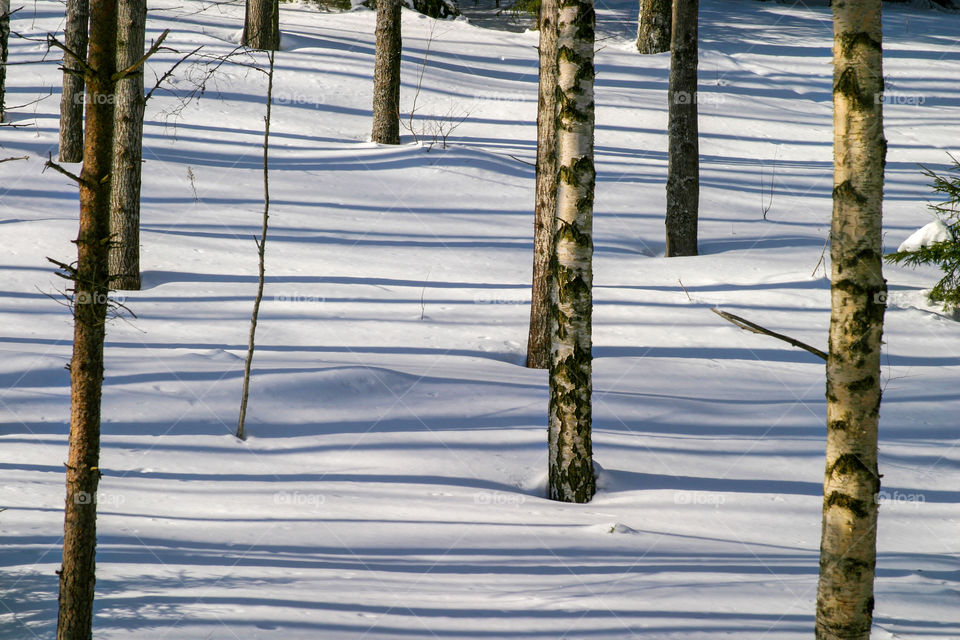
left=53, top=0, right=118, bottom=636
left=58, top=0, right=89, bottom=162
left=636, top=0, right=671, bottom=54
left=548, top=0, right=596, bottom=503
left=664, top=0, right=698, bottom=257
left=371, top=0, right=401, bottom=144
left=109, top=0, right=147, bottom=290
left=526, top=0, right=559, bottom=369
left=243, top=0, right=280, bottom=51
left=815, top=0, right=887, bottom=637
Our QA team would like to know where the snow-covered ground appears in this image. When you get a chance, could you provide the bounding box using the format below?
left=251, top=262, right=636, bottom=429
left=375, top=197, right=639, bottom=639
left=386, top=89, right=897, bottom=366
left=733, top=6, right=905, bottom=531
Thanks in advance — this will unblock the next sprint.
left=2, top=0, right=959, bottom=637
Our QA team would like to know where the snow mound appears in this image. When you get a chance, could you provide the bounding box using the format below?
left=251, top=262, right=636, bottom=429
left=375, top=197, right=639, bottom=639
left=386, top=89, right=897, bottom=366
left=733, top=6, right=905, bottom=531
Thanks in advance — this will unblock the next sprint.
left=897, top=220, right=951, bottom=252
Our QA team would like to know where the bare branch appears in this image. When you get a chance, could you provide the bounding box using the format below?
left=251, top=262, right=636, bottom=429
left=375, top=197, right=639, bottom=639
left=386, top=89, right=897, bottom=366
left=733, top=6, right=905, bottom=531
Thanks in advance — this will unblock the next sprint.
left=46, top=34, right=95, bottom=76
left=145, top=45, right=203, bottom=102
left=43, top=154, right=87, bottom=186
left=0, top=155, right=29, bottom=163
left=711, top=308, right=827, bottom=361
left=113, top=29, right=171, bottom=81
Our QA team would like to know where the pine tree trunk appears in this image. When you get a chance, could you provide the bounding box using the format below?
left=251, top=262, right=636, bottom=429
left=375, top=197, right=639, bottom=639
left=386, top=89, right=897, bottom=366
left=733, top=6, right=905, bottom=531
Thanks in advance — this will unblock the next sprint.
left=243, top=0, right=280, bottom=51
left=56, top=0, right=117, bottom=637
left=548, top=0, right=596, bottom=504
left=665, top=0, right=698, bottom=257
left=59, top=0, right=89, bottom=163
left=636, top=0, right=671, bottom=54
left=815, top=0, right=886, bottom=638
left=0, top=0, right=9, bottom=122
left=526, top=0, right=559, bottom=370
left=371, top=0, right=401, bottom=145
left=108, top=0, right=146, bottom=291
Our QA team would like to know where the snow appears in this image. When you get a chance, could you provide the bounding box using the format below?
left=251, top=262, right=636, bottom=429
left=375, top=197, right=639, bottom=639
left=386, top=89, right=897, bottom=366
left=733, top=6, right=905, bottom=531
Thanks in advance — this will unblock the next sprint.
left=2, top=0, right=960, bottom=638
left=897, top=219, right=952, bottom=252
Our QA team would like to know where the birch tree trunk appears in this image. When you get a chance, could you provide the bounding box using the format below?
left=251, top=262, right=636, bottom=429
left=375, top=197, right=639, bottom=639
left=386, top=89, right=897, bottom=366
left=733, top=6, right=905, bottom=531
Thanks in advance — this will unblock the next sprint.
left=664, top=0, right=698, bottom=257
left=548, top=0, right=596, bottom=504
left=526, top=0, right=559, bottom=369
left=636, top=0, right=671, bottom=54
left=108, top=0, right=146, bottom=291
left=57, top=0, right=117, bottom=636
left=371, top=0, right=401, bottom=144
left=243, top=0, right=280, bottom=51
left=815, top=0, right=886, bottom=638
left=59, top=0, right=89, bottom=162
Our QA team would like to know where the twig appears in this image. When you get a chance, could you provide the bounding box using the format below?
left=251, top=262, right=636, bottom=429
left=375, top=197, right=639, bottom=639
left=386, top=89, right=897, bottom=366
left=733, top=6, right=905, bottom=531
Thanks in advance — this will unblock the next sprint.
left=237, top=49, right=276, bottom=441
left=402, top=21, right=436, bottom=143
left=187, top=166, right=199, bottom=203
left=811, top=235, right=829, bottom=278
left=0, top=155, right=28, bottom=163
left=761, top=146, right=778, bottom=220
left=3, top=88, right=54, bottom=110
left=145, top=45, right=203, bottom=102
left=711, top=308, right=827, bottom=361
left=507, top=154, right=535, bottom=166
left=419, top=269, right=430, bottom=320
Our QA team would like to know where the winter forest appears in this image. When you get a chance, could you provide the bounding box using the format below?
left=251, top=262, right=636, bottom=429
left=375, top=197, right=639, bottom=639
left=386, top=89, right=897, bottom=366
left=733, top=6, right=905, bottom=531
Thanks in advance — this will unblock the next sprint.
left=1, top=0, right=959, bottom=636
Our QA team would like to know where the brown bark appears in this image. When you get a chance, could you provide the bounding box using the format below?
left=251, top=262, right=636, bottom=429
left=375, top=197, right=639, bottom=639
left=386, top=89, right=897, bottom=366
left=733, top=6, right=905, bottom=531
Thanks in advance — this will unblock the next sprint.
left=636, top=0, right=671, bottom=54
left=815, top=0, right=886, bottom=638
left=56, top=0, right=117, bottom=637
left=108, top=0, right=146, bottom=290
left=371, top=0, right=401, bottom=145
left=664, top=0, right=698, bottom=257
left=59, top=0, right=89, bottom=162
left=243, top=0, right=280, bottom=51
left=526, top=0, right=559, bottom=370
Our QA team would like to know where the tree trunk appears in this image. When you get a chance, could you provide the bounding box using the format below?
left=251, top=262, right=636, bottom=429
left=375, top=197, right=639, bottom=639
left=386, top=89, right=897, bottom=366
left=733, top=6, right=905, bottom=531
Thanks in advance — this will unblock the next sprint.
left=371, top=0, right=401, bottom=145
left=243, top=0, right=280, bottom=51
left=526, top=0, right=559, bottom=370
left=548, top=0, right=596, bottom=504
left=636, top=0, right=671, bottom=54
left=0, top=0, right=9, bottom=122
left=664, top=0, right=698, bottom=257
left=59, top=0, right=89, bottom=162
left=815, top=0, right=886, bottom=638
left=108, top=0, right=146, bottom=291
left=56, top=0, right=117, bottom=637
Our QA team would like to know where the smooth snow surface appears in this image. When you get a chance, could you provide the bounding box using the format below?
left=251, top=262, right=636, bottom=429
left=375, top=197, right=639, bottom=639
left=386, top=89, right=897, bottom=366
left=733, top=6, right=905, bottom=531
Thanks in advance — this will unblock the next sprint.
left=1, top=0, right=959, bottom=638
left=898, top=219, right=952, bottom=252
